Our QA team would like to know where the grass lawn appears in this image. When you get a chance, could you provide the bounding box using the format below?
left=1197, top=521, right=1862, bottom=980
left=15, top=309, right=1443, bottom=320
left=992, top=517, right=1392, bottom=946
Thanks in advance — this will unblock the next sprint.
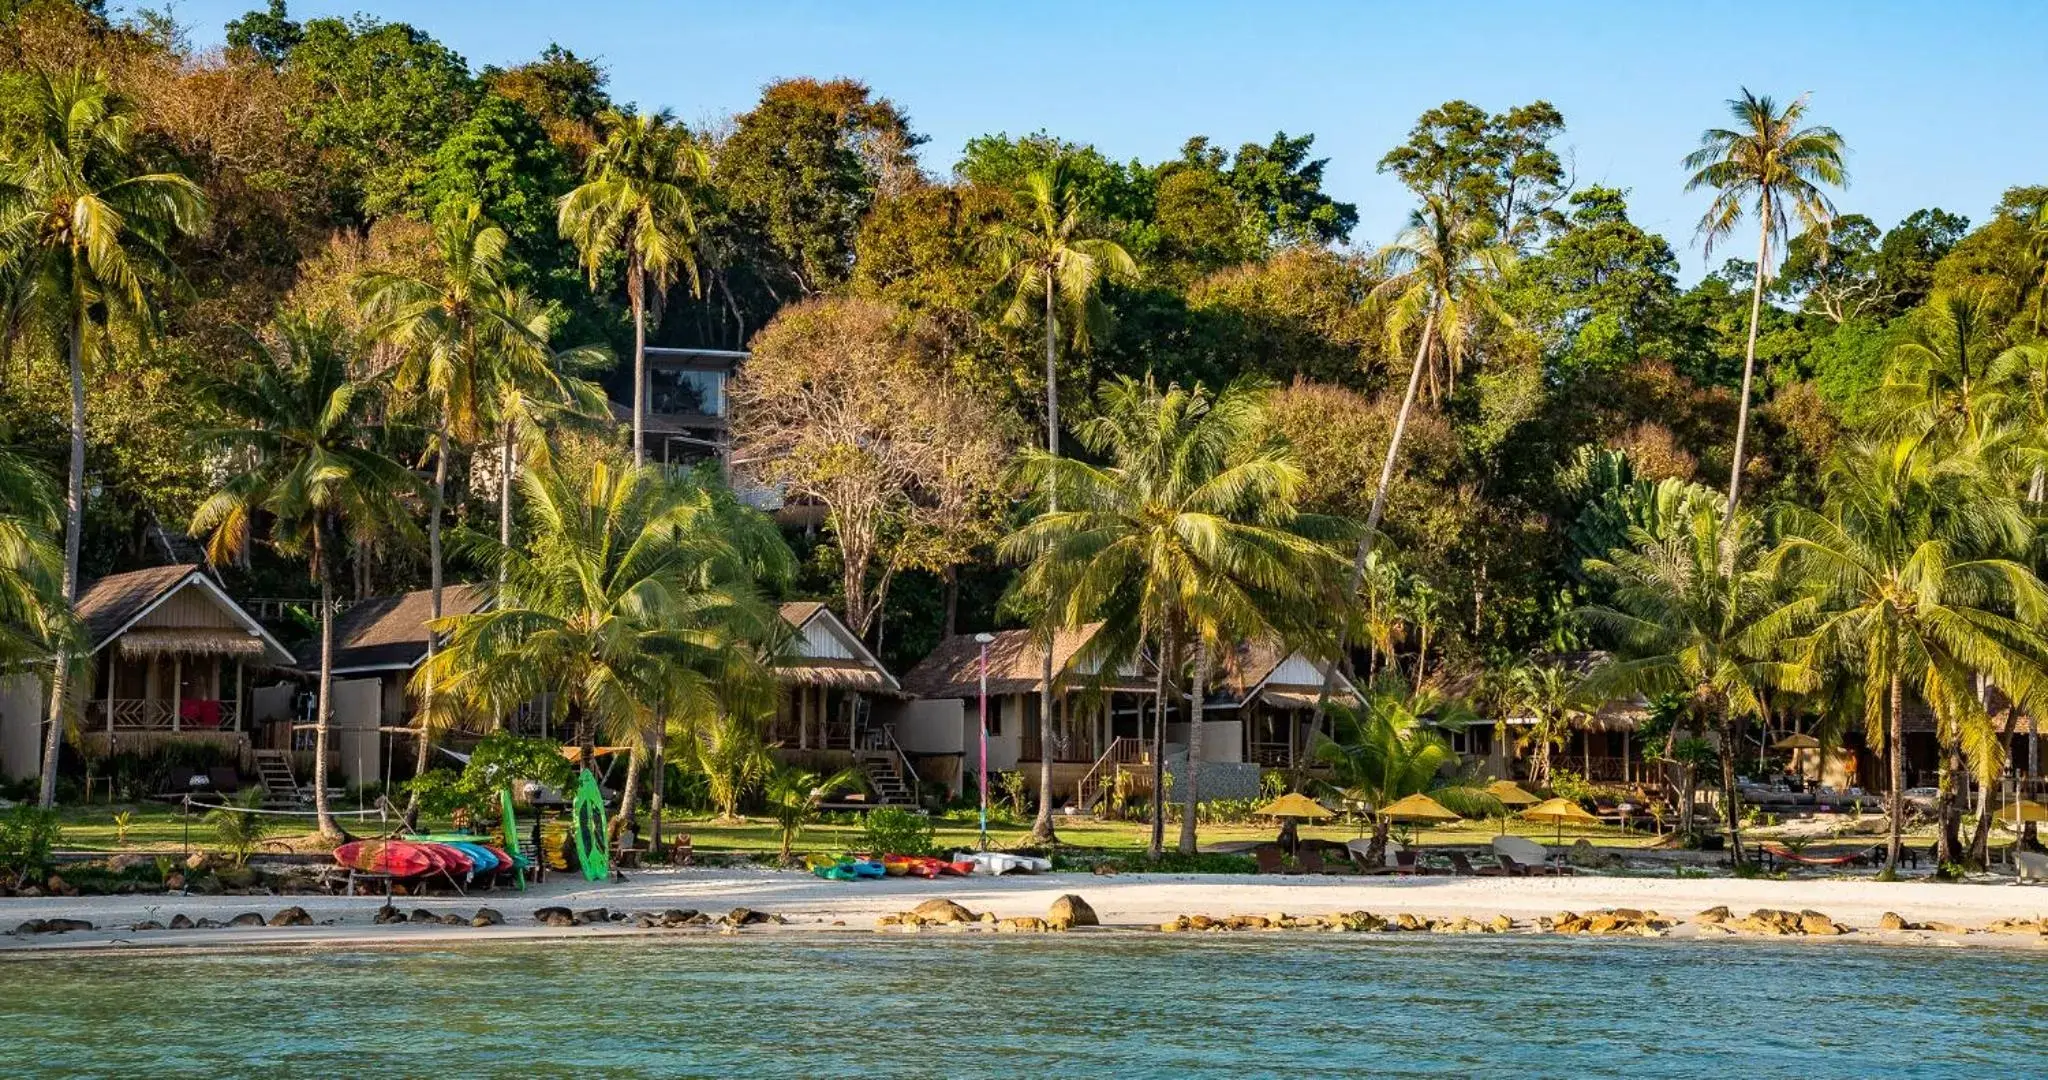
left=64, top=803, right=2009, bottom=862
left=644, top=810, right=1660, bottom=856
left=45, top=801, right=1659, bottom=856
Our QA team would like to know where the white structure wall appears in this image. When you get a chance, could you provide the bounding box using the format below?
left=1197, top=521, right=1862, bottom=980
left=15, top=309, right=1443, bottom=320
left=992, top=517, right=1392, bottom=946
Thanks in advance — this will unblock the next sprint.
left=0, top=674, right=43, bottom=782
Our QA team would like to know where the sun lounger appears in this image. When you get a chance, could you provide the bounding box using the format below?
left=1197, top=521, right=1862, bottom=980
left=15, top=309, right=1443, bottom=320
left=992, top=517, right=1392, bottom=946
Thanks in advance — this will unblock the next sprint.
left=1448, top=850, right=1505, bottom=877
left=2015, top=850, right=2048, bottom=884
left=1493, top=834, right=1573, bottom=875
left=1300, top=848, right=1348, bottom=875
left=1254, top=846, right=1291, bottom=875
left=1344, top=843, right=1415, bottom=876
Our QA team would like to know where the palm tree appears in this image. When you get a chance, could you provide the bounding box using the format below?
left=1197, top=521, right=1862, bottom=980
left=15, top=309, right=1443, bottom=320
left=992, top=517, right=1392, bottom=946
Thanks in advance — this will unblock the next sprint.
left=1307, top=195, right=1511, bottom=749
left=1775, top=436, right=2048, bottom=874
left=0, top=440, right=72, bottom=672
left=1580, top=503, right=1813, bottom=861
left=0, top=69, right=207, bottom=807
left=558, top=109, right=709, bottom=468
left=1502, top=662, right=1590, bottom=789
left=480, top=286, right=610, bottom=557
left=1880, top=287, right=2002, bottom=438
left=1682, top=89, right=1847, bottom=521
left=1373, top=195, right=1515, bottom=409
left=2021, top=194, right=2048, bottom=334
left=357, top=199, right=537, bottom=808
left=1986, top=343, right=2048, bottom=790
left=1003, top=376, right=1351, bottom=855
left=419, top=460, right=785, bottom=840
left=762, top=763, right=862, bottom=864
left=984, top=154, right=1138, bottom=843
left=190, top=311, right=420, bottom=837
left=696, top=706, right=774, bottom=823
left=1314, top=676, right=1494, bottom=867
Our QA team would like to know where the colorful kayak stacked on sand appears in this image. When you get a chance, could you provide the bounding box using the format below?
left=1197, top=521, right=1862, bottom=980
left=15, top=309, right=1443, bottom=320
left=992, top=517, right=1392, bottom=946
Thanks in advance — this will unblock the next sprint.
left=809, top=854, right=977, bottom=881
left=332, top=837, right=515, bottom=879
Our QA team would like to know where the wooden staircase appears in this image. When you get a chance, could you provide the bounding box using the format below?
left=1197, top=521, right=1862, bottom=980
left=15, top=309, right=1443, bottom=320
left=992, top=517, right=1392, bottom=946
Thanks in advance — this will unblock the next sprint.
left=251, top=750, right=303, bottom=807
left=1074, top=737, right=1147, bottom=816
left=856, top=750, right=917, bottom=807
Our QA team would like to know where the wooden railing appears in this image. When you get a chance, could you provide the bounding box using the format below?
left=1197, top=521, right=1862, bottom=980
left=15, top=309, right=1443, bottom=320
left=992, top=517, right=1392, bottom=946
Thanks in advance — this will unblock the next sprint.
left=1074, top=737, right=1146, bottom=814
left=87, top=699, right=182, bottom=730
left=1517, top=755, right=1646, bottom=784
left=878, top=724, right=922, bottom=799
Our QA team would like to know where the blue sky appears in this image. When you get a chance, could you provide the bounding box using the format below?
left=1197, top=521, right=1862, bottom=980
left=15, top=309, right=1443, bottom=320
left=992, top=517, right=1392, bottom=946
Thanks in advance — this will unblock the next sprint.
left=160, top=0, right=2048, bottom=279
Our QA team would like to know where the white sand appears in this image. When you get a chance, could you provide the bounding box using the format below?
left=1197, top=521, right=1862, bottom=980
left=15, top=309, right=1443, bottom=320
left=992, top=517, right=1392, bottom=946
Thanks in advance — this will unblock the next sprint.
left=6, top=868, right=2048, bottom=954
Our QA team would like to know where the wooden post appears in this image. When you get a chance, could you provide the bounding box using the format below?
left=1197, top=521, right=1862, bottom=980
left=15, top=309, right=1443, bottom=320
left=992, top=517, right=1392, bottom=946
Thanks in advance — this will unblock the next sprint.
left=234, top=660, right=245, bottom=734
left=103, top=655, right=114, bottom=736
left=171, top=655, right=183, bottom=733
left=1623, top=730, right=1632, bottom=784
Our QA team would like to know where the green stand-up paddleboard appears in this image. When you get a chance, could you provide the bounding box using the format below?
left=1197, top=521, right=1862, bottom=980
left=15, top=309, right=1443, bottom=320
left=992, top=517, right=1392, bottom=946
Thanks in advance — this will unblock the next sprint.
left=571, top=768, right=610, bottom=882
left=499, top=786, right=526, bottom=891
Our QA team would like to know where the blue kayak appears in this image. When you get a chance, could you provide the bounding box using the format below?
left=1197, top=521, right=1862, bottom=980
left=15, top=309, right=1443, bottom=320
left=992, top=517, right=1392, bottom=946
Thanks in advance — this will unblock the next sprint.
left=442, top=841, right=501, bottom=873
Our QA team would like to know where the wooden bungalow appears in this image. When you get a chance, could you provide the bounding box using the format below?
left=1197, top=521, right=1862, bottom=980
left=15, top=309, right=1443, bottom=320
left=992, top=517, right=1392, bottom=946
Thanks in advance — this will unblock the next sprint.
left=896, top=623, right=1152, bottom=802
left=0, top=564, right=296, bottom=783
left=766, top=602, right=902, bottom=747
left=1201, top=638, right=1361, bottom=770
left=298, top=584, right=491, bottom=784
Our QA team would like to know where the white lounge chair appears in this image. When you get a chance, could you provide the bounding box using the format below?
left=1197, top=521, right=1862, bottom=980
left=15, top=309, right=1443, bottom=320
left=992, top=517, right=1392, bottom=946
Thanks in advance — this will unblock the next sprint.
left=2015, top=850, right=2048, bottom=884
left=1492, top=834, right=1567, bottom=876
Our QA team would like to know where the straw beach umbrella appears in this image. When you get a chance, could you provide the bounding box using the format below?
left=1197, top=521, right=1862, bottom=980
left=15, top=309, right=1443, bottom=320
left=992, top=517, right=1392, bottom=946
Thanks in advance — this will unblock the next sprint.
left=1998, top=800, right=2048, bottom=828
left=1771, top=733, right=1822, bottom=785
left=1255, top=793, right=1336, bottom=819
left=1256, top=792, right=1334, bottom=854
left=1371, top=792, right=1462, bottom=848
left=1522, top=797, right=1599, bottom=844
left=1485, top=780, right=1539, bottom=834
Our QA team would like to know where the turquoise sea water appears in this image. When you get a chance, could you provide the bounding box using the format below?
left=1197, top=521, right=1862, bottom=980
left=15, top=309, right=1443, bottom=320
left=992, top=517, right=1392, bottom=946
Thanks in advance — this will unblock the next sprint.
left=3, top=935, right=2043, bottom=1078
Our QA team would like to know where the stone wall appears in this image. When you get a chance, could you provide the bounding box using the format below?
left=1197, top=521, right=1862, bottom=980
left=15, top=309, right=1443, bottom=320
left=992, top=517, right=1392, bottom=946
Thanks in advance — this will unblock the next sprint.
left=1163, top=752, right=1262, bottom=803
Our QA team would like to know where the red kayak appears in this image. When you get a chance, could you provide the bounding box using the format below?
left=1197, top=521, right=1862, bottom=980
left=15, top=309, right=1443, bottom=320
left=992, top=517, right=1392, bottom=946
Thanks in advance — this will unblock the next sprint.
left=939, top=861, right=977, bottom=877
left=333, top=840, right=435, bottom=877
left=417, top=843, right=470, bottom=875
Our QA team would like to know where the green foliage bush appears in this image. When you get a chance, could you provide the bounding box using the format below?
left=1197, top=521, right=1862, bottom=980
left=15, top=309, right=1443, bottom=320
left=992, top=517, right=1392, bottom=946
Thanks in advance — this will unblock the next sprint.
left=405, top=732, right=576, bottom=819
left=859, top=806, right=936, bottom=856
left=0, top=805, right=61, bottom=879
left=207, top=786, right=271, bottom=866
left=1549, top=769, right=1595, bottom=803
left=1058, top=851, right=1256, bottom=875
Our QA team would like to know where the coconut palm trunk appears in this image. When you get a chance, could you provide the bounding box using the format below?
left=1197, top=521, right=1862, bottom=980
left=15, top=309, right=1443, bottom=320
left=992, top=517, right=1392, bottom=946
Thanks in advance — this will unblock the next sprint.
left=1148, top=623, right=1175, bottom=859
left=37, top=312, right=88, bottom=809
left=1719, top=717, right=1745, bottom=864
left=1935, top=741, right=1965, bottom=868
left=630, top=250, right=647, bottom=469
left=1031, top=274, right=1060, bottom=843
left=499, top=419, right=516, bottom=561
left=408, top=420, right=450, bottom=813
left=649, top=718, right=668, bottom=858
left=1724, top=206, right=1772, bottom=525
left=1966, top=766, right=1994, bottom=869
left=1177, top=639, right=1211, bottom=854
left=616, top=745, right=643, bottom=845
left=1886, top=672, right=1905, bottom=874
left=312, top=519, right=339, bottom=838
left=1306, top=308, right=1437, bottom=762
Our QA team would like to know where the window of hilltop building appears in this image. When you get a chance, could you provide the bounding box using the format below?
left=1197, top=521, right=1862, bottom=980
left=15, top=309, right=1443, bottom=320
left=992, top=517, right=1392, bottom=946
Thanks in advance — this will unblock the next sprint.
left=651, top=367, right=726, bottom=418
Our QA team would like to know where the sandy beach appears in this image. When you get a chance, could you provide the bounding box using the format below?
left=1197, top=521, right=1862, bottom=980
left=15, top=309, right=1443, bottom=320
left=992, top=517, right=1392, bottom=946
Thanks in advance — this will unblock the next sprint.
left=5, top=867, right=2048, bottom=955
